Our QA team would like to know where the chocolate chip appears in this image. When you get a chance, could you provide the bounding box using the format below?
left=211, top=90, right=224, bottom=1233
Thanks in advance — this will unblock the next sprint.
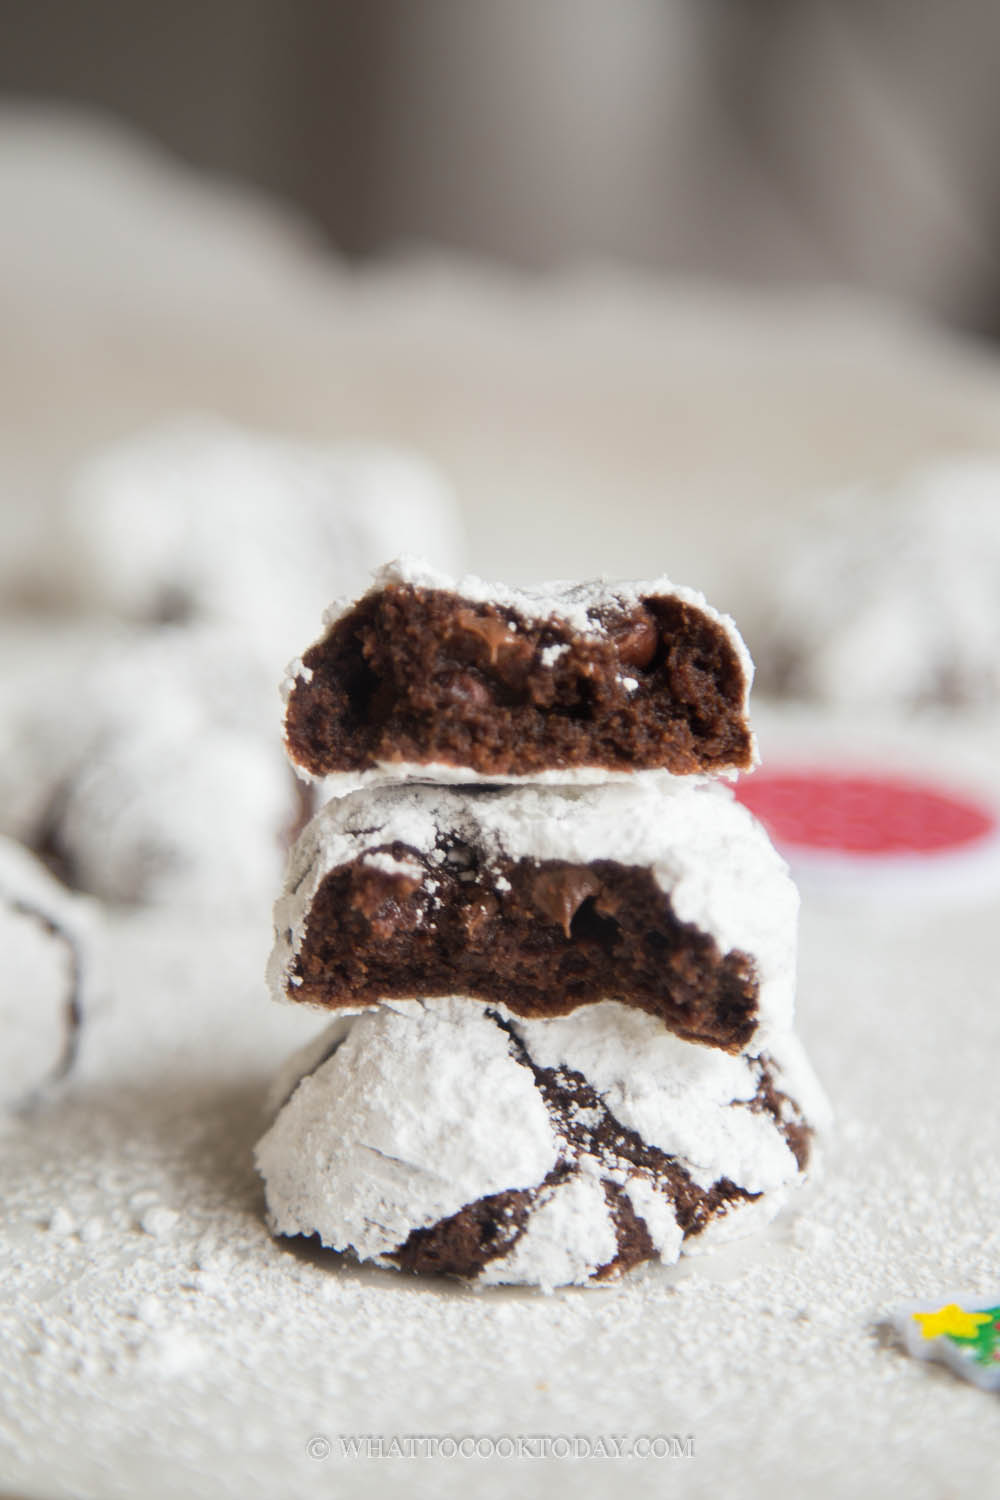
left=452, top=609, right=515, bottom=663
left=531, top=865, right=602, bottom=938
left=611, top=610, right=658, bottom=670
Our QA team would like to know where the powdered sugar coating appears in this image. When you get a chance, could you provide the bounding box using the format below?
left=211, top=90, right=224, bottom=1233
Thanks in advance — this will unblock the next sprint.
left=0, top=837, right=95, bottom=1111
left=256, top=996, right=821, bottom=1288
left=0, top=616, right=124, bottom=847
left=763, top=458, right=1000, bottom=709
left=59, top=724, right=292, bottom=909
left=478, top=1175, right=619, bottom=1292
left=255, top=999, right=560, bottom=1262
left=761, top=1026, right=835, bottom=1138
left=269, top=778, right=798, bottom=1051
left=286, top=554, right=757, bottom=789
left=0, top=621, right=298, bottom=909
left=621, top=1176, right=686, bottom=1263
left=307, top=761, right=743, bottom=801
left=510, top=1003, right=812, bottom=1192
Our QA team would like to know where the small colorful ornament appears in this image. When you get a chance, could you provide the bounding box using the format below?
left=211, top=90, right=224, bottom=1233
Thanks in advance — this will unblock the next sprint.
left=893, top=1296, right=1000, bottom=1391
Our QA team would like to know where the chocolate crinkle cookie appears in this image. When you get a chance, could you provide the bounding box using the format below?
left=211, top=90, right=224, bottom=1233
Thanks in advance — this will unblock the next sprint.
left=282, top=557, right=756, bottom=790
left=256, top=998, right=827, bottom=1291
left=0, top=622, right=303, bottom=909
left=0, top=837, right=95, bottom=1112
left=267, top=779, right=797, bottom=1055
left=759, top=458, right=1000, bottom=710
left=257, top=557, right=830, bottom=1288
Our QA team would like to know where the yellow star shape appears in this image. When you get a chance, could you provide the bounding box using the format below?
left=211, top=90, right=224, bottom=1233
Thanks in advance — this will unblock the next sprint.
left=912, top=1304, right=993, bottom=1342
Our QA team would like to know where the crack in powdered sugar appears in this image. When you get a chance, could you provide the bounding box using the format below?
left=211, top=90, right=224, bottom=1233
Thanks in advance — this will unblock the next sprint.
left=378, top=1004, right=815, bottom=1288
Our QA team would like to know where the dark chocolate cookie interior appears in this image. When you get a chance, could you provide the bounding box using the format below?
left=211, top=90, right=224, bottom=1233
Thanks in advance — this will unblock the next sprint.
left=285, top=583, right=752, bottom=778
left=287, top=845, right=759, bottom=1051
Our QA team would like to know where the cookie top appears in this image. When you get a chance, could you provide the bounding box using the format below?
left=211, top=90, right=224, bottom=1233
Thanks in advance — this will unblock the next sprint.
left=269, top=778, right=797, bottom=1052
left=256, top=996, right=825, bottom=1288
left=283, top=556, right=756, bottom=789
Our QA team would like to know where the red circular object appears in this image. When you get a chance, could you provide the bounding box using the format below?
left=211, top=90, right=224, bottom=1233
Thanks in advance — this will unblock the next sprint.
left=734, top=769, right=996, bottom=858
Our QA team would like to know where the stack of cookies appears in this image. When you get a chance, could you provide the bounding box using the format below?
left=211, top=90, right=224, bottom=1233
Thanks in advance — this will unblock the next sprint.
left=256, top=558, right=828, bottom=1289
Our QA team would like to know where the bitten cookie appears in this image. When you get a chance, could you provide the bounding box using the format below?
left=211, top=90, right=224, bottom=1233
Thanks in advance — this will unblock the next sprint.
left=0, top=838, right=94, bottom=1112
left=255, top=998, right=827, bottom=1290
left=283, top=556, right=756, bottom=790
left=268, top=779, right=797, bottom=1054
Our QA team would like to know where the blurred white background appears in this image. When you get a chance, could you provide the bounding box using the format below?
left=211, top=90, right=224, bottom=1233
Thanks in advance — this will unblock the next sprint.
left=4, top=1, right=1000, bottom=324
left=3, top=0, right=1000, bottom=647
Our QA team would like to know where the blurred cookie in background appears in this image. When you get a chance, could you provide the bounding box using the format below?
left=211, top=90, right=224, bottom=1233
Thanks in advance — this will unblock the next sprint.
left=42, top=418, right=465, bottom=677
left=0, top=836, right=96, bottom=1113
left=0, top=621, right=303, bottom=911
left=758, top=457, right=1000, bottom=712
left=0, top=421, right=464, bottom=909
